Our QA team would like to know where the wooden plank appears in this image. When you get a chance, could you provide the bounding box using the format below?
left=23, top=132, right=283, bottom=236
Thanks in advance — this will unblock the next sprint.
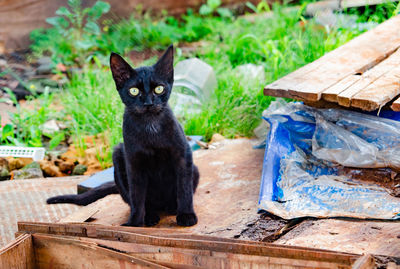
left=306, top=0, right=398, bottom=16
left=51, top=139, right=265, bottom=240
left=350, top=65, right=400, bottom=111
left=264, top=15, right=400, bottom=102
left=0, top=233, right=34, bottom=269
left=17, top=221, right=360, bottom=255
left=32, top=233, right=168, bottom=269
left=391, top=96, right=400, bottom=111
left=351, top=254, right=375, bottom=269
left=27, top=230, right=356, bottom=269
left=132, top=252, right=345, bottom=269
left=322, top=75, right=361, bottom=102
left=95, top=229, right=357, bottom=266
left=276, top=219, right=400, bottom=257
left=59, top=206, right=100, bottom=223
left=335, top=48, right=400, bottom=107
left=81, top=237, right=338, bottom=269
left=18, top=221, right=191, bottom=238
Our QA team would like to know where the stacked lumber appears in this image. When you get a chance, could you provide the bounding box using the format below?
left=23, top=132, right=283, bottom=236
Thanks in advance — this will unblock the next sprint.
left=0, top=221, right=370, bottom=269
left=264, top=15, right=400, bottom=112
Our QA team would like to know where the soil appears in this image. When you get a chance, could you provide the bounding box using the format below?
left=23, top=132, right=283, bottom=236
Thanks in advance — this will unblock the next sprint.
left=338, top=167, right=400, bottom=197
left=236, top=212, right=288, bottom=242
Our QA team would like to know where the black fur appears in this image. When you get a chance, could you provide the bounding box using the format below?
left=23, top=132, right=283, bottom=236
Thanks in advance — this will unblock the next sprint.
left=47, top=45, right=199, bottom=227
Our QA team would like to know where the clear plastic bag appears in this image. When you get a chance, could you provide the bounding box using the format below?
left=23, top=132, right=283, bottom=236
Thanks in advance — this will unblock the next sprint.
left=258, top=101, right=400, bottom=219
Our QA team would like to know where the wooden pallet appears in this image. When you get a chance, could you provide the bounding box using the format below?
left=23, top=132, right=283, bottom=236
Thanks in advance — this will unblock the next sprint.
left=264, top=15, right=400, bottom=112
left=0, top=221, right=374, bottom=269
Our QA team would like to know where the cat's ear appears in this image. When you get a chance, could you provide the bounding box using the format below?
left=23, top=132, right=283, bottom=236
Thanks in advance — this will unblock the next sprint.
left=154, top=45, right=174, bottom=83
left=110, top=52, right=136, bottom=89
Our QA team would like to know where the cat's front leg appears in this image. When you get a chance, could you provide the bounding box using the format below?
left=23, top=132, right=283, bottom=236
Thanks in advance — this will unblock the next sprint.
left=123, top=168, right=148, bottom=227
left=175, top=154, right=198, bottom=227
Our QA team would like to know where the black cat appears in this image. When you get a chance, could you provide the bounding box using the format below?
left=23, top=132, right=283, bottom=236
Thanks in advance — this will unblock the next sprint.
left=47, top=45, right=199, bottom=227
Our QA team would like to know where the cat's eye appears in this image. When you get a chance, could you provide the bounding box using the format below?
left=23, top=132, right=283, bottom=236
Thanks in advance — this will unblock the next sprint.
left=129, top=87, right=140, bottom=96
left=154, top=85, right=164, bottom=95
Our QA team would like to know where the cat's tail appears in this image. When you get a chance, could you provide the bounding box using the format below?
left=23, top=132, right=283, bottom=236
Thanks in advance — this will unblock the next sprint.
left=47, top=181, right=119, bottom=206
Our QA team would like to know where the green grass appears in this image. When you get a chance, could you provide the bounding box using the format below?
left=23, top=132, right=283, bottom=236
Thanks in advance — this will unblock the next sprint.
left=181, top=5, right=361, bottom=139
left=2, top=1, right=397, bottom=165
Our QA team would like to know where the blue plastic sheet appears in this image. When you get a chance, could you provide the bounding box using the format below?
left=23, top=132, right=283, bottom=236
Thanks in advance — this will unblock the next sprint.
left=258, top=102, right=400, bottom=219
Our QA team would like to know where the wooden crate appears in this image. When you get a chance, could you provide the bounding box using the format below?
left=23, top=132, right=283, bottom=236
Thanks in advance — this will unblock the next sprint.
left=0, top=221, right=374, bottom=268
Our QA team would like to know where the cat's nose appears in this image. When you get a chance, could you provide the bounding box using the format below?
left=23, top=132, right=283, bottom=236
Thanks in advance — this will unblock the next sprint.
left=144, top=96, right=153, bottom=106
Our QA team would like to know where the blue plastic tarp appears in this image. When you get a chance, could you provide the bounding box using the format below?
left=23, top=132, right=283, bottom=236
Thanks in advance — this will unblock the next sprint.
left=258, top=102, right=400, bottom=219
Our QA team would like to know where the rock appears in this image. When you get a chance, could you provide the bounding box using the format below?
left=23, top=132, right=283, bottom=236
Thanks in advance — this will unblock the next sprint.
left=0, top=159, right=10, bottom=180
left=0, top=157, right=9, bottom=170
left=36, top=57, right=53, bottom=75
left=210, top=133, right=226, bottom=144
left=0, top=58, right=6, bottom=68
left=6, top=157, right=32, bottom=171
left=39, top=160, right=63, bottom=177
left=12, top=168, right=43, bottom=179
left=72, top=164, right=87, bottom=175
left=56, top=160, right=75, bottom=174
left=22, top=161, right=40, bottom=170
left=41, top=119, right=60, bottom=136
left=0, top=168, right=10, bottom=180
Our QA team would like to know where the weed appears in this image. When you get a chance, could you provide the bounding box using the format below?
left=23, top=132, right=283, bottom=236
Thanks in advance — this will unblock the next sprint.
left=0, top=87, right=67, bottom=148
left=199, top=0, right=233, bottom=18
left=30, top=0, right=111, bottom=67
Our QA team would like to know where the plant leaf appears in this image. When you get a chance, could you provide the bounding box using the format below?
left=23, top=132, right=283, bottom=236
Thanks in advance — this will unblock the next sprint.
left=56, top=6, right=72, bottom=17
left=84, top=21, right=101, bottom=35
left=46, top=16, right=69, bottom=28
left=88, top=1, right=111, bottom=19
left=208, top=0, right=221, bottom=10
left=217, top=7, right=232, bottom=18
left=49, top=132, right=65, bottom=150
left=199, top=5, right=213, bottom=15
left=1, top=124, right=13, bottom=141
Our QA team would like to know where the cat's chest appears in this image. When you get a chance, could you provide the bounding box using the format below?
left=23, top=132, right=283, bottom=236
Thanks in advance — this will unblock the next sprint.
left=144, top=122, right=160, bottom=134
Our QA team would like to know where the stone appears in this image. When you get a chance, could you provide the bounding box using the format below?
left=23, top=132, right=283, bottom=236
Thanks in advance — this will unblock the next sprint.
left=0, top=58, right=6, bottom=67
left=22, top=161, right=40, bottom=170
left=36, top=57, right=53, bottom=75
left=0, top=158, right=10, bottom=180
left=56, top=160, right=75, bottom=174
left=6, top=157, right=32, bottom=171
left=0, top=167, right=10, bottom=181
left=39, top=160, right=63, bottom=177
left=72, top=164, right=87, bottom=175
left=12, top=168, right=43, bottom=180
left=41, top=119, right=60, bottom=136
left=210, top=133, right=225, bottom=144
left=0, top=157, right=9, bottom=170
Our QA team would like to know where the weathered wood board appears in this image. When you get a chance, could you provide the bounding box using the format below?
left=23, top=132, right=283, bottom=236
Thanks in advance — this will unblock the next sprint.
left=392, top=96, right=400, bottom=111
left=276, top=219, right=400, bottom=257
left=0, top=176, right=85, bottom=247
left=56, top=139, right=265, bottom=239
left=264, top=15, right=400, bottom=112
left=10, top=221, right=363, bottom=269
left=306, top=0, right=398, bottom=16
left=0, top=234, right=34, bottom=269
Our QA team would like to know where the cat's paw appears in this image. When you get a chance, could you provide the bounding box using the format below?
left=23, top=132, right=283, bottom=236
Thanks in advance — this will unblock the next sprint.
left=121, top=221, right=144, bottom=227
left=46, top=197, right=60, bottom=204
left=176, top=213, right=198, bottom=226
left=145, top=212, right=160, bottom=226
